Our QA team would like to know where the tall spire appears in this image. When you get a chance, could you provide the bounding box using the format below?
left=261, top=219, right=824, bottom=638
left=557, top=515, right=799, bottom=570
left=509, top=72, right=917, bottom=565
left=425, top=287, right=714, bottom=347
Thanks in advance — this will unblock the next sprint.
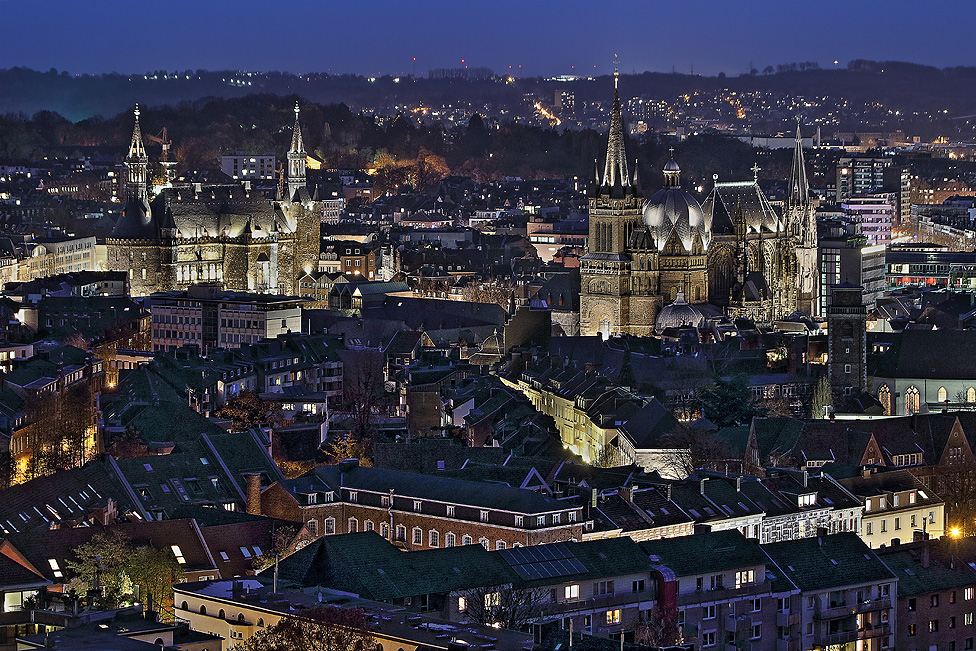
left=290, top=101, right=304, bottom=154
left=125, top=104, right=149, bottom=203
left=128, top=104, right=147, bottom=160
left=788, top=118, right=809, bottom=208
left=601, top=57, right=630, bottom=193
left=286, top=101, right=307, bottom=202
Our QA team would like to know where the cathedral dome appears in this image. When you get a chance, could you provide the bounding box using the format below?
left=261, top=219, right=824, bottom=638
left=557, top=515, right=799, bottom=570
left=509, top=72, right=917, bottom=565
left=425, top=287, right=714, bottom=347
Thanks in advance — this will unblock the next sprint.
left=642, top=159, right=708, bottom=253
left=655, top=290, right=704, bottom=334
left=110, top=196, right=156, bottom=240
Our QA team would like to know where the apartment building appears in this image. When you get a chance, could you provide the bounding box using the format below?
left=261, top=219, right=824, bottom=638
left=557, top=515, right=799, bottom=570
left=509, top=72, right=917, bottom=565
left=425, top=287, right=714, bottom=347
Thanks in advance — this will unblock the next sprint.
left=259, top=460, right=584, bottom=550
left=150, top=283, right=306, bottom=352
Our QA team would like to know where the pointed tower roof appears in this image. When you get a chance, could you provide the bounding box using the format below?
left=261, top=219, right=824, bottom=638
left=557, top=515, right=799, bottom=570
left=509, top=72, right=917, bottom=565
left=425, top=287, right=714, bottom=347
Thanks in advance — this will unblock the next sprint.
left=128, top=104, right=148, bottom=161
left=290, top=102, right=304, bottom=154
left=601, top=73, right=631, bottom=193
left=788, top=118, right=809, bottom=208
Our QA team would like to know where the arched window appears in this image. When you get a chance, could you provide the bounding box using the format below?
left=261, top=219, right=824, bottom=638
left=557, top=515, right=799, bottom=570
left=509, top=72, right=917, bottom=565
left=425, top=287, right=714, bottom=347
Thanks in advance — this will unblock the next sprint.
left=479, top=537, right=490, bottom=550
left=200, top=605, right=207, bottom=615
left=939, top=387, right=948, bottom=403
left=180, top=601, right=188, bottom=611
left=258, top=618, right=265, bottom=627
left=462, top=535, right=473, bottom=545
left=348, top=518, right=358, bottom=533
left=968, top=387, right=975, bottom=403
left=218, top=609, right=225, bottom=620
left=154, top=639, right=164, bottom=646
left=429, top=530, right=439, bottom=547
left=906, top=386, right=921, bottom=415
left=364, top=520, right=375, bottom=532
left=238, top=613, right=246, bottom=622
left=878, top=385, right=891, bottom=416
left=445, top=533, right=456, bottom=547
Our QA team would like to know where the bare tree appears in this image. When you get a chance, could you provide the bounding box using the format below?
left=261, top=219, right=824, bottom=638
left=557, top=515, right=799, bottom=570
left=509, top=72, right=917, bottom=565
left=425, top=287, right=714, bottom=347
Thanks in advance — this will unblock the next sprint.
left=634, top=604, right=682, bottom=647
left=458, top=584, right=553, bottom=631
left=235, top=606, right=375, bottom=651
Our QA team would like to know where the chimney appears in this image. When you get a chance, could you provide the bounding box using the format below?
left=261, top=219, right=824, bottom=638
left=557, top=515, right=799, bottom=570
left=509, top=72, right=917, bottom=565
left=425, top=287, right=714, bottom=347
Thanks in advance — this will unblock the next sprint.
left=735, top=476, right=742, bottom=492
left=665, top=484, right=672, bottom=501
left=921, top=544, right=930, bottom=569
left=802, top=470, right=808, bottom=488
left=699, top=478, right=707, bottom=495
left=619, top=486, right=634, bottom=503
left=243, top=472, right=262, bottom=516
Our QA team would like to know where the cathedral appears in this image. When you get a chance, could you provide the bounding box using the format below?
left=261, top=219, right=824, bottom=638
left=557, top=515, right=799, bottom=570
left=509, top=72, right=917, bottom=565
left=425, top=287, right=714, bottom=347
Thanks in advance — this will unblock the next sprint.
left=107, top=104, right=321, bottom=297
left=579, top=78, right=818, bottom=337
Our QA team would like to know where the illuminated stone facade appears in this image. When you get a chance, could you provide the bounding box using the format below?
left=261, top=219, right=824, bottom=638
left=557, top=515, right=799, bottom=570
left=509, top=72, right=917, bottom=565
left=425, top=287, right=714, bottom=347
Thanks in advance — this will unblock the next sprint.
left=580, top=86, right=816, bottom=335
left=107, top=104, right=320, bottom=297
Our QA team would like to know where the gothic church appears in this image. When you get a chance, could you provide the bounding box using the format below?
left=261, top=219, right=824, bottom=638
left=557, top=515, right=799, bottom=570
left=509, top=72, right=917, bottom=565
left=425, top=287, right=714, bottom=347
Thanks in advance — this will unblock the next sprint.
left=107, top=104, right=321, bottom=297
left=580, top=78, right=818, bottom=337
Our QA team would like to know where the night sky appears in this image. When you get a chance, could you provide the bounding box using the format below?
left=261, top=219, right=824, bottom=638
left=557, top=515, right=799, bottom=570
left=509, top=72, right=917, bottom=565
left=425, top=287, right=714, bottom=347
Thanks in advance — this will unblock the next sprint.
left=3, top=0, right=971, bottom=77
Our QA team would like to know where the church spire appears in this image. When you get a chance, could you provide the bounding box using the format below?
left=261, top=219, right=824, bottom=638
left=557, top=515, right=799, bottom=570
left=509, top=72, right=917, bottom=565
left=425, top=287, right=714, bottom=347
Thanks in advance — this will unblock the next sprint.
left=125, top=104, right=149, bottom=203
left=788, top=118, right=809, bottom=209
left=290, top=101, right=304, bottom=154
left=286, top=101, right=307, bottom=202
left=600, top=61, right=631, bottom=194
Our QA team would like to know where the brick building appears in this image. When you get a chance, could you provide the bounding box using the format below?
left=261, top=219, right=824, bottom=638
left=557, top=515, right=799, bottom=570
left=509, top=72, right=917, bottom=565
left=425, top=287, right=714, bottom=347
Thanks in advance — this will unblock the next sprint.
left=878, top=539, right=976, bottom=651
left=258, top=460, right=584, bottom=550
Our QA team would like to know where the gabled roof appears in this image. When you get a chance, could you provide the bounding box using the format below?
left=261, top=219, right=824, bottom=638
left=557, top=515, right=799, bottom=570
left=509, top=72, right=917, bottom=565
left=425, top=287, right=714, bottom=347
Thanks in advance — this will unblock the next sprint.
left=292, top=465, right=571, bottom=515
left=873, top=330, right=976, bottom=380
left=877, top=541, right=976, bottom=598
left=641, top=529, right=766, bottom=577
left=275, top=532, right=516, bottom=600
left=763, top=533, right=897, bottom=591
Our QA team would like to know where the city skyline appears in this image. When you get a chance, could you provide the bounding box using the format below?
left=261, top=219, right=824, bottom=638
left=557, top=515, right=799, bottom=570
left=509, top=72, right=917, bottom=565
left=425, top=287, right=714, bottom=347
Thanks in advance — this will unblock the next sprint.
left=3, top=0, right=974, bottom=78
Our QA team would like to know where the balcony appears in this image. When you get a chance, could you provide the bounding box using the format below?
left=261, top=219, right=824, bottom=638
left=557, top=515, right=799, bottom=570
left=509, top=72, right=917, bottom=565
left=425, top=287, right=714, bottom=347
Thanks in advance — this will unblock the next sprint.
left=857, top=623, right=891, bottom=640
left=855, top=597, right=891, bottom=614
left=776, top=611, right=799, bottom=628
left=814, top=603, right=857, bottom=620
left=817, top=629, right=858, bottom=646
left=677, top=582, right=770, bottom=607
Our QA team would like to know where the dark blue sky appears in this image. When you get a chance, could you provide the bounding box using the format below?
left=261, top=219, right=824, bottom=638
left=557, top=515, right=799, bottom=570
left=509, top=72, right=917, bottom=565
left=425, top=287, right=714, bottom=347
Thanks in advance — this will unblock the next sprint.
left=3, top=0, right=972, bottom=77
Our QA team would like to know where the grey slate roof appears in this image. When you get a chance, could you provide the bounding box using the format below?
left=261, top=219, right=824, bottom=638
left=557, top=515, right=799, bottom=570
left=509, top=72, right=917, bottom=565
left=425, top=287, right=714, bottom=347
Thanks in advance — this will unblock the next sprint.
left=762, top=532, right=897, bottom=591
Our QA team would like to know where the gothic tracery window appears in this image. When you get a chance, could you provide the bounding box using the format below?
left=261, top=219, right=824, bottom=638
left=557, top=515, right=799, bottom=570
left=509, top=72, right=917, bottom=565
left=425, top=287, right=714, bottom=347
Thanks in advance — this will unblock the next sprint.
left=878, top=385, right=891, bottom=416
left=905, top=386, right=920, bottom=415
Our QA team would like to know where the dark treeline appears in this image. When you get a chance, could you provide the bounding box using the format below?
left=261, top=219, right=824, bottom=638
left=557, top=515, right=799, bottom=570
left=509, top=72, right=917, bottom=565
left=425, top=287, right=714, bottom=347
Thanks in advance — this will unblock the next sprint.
left=2, top=60, right=976, bottom=128
left=0, top=93, right=775, bottom=187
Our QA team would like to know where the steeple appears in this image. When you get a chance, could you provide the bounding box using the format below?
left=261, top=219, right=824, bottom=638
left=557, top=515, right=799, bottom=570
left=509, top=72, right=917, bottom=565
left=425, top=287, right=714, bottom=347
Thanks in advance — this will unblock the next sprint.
left=600, top=64, right=631, bottom=195
left=125, top=104, right=149, bottom=203
left=788, top=118, right=809, bottom=209
left=663, top=148, right=681, bottom=188
left=286, top=102, right=307, bottom=202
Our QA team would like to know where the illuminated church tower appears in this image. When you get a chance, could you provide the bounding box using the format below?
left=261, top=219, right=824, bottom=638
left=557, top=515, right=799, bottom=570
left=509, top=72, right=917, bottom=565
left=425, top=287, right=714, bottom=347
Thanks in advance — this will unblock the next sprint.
left=286, top=102, right=308, bottom=202
left=788, top=120, right=820, bottom=316
left=579, top=74, right=660, bottom=337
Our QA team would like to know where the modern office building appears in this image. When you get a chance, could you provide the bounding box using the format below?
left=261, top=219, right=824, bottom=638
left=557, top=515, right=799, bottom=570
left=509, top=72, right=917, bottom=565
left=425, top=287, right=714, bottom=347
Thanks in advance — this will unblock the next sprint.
left=150, top=283, right=306, bottom=352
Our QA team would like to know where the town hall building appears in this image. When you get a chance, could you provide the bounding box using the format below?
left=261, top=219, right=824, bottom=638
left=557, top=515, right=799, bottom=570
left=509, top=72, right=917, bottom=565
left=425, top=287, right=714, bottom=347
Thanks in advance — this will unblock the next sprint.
left=107, top=103, right=321, bottom=297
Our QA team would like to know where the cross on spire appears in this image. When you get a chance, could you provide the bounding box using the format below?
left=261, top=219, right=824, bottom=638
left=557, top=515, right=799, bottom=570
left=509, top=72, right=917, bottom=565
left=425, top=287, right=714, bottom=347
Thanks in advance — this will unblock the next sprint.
left=669, top=146, right=675, bottom=159
left=613, top=53, right=619, bottom=89
left=751, top=163, right=761, bottom=181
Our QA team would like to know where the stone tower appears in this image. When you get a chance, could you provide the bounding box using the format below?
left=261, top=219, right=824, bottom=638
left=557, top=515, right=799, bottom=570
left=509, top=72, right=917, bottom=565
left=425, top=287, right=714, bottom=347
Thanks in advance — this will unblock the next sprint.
left=788, top=119, right=819, bottom=316
left=286, top=102, right=307, bottom=202
left=827, top=283, right=867, bottom=402
left=125, top=104, right=149, bottom=205
left=579, top=75, right=652, bottom=337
